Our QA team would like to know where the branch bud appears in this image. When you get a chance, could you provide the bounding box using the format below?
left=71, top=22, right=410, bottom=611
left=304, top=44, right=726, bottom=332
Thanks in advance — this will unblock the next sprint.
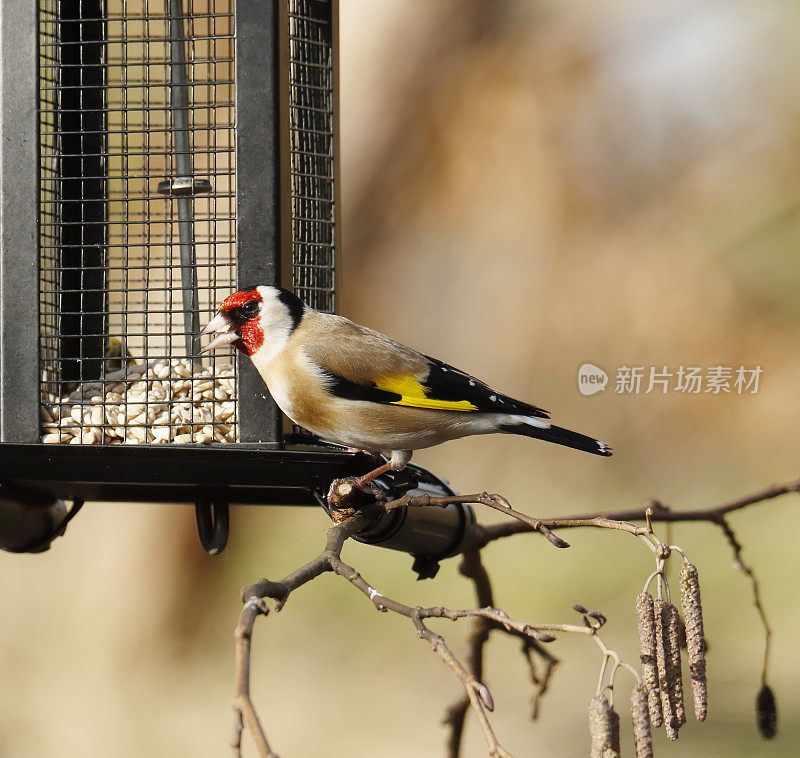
left=588, top=610, right=608, bottom=627
left=476, top=682, right=494, bottom=711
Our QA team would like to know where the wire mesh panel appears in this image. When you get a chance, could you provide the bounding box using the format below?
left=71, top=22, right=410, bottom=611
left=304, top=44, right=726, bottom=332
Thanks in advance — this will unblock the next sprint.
left=288, top=0, right=336, bottom=314
left=35, top=0, right=338, bottom=448
left=38, top=0, right=238, bottom=445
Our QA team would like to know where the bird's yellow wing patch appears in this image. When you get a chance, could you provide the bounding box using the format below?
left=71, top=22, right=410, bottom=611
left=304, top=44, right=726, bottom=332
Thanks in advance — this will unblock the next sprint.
left=375, top=375, right=478, bottom=412
left=391, top=396, right=479, bottom=411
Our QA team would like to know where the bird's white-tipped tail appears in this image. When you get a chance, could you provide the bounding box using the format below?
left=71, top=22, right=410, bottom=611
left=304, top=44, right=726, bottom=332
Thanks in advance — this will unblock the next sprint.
left=499, top=416, right=613, bottom=457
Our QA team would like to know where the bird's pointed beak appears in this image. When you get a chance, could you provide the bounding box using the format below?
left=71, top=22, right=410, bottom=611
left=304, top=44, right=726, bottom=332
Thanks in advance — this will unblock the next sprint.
left=199, top=312, right=239, bottom=353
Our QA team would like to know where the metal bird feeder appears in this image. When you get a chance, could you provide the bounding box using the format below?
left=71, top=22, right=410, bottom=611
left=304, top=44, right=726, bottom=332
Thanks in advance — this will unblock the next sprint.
left=0, top=0, right=473, bottom=563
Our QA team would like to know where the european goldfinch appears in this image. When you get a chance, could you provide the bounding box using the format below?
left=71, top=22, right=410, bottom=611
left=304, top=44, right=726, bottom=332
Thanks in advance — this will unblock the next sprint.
left=200, top=286, right=612, bottom=482
left=105, top=338, right=137, bottom=374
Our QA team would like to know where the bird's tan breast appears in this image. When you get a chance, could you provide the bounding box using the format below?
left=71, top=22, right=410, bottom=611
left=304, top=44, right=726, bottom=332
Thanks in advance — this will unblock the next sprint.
left=254, top=341, right=340, bottom=436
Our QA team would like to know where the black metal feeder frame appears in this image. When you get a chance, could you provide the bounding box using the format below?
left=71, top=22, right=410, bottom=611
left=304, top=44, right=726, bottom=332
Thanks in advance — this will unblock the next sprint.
left=0, top=0, right=472, bottom=564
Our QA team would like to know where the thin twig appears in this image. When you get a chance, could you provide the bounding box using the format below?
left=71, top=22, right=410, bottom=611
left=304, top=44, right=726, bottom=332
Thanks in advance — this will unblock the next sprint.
left=323, top=553, right=511, bottom=756
left=444, top=551, right=494, bottom=758
left=236, top=514, right=514, bottom=757
left=442, top=552, right=562, bottom=753
left=718, top=518, right=772, bottom=685
left=558, top=477, right=800, bottom=523
left=239, top=513, right=373, bottom=607
left=231, top=597, right=276, bottom=758
left=383, top=491, right=570, bottom=548
left=232, top=516, right=371, bottom=758
left=521, top=640, right=559, bottom=720
left=472, top=476, right=800, bottom=547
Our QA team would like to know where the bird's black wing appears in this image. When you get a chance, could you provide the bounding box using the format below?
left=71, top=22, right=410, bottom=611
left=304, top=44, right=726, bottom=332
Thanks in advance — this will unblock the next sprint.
left=420, top=355, right=550, bottom=418
left=314, top=354, right=549, bottom=417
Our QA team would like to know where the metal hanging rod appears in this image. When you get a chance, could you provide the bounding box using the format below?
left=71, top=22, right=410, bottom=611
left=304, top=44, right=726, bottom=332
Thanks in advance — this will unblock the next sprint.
left=158, top=0, right=213, bottom=365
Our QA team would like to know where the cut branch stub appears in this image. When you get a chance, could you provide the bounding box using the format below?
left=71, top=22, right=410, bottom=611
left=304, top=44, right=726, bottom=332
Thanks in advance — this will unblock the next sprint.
left=326, top=477, right=382, bottom=523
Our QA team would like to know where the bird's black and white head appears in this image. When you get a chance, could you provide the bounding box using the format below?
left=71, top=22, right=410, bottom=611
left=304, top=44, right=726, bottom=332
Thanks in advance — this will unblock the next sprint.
left=199, top=285, right=305, bottom=360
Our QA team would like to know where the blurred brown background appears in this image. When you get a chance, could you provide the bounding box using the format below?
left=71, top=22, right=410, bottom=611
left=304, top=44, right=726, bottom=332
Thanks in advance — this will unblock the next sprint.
left=2, top=1, right=800, bottom=755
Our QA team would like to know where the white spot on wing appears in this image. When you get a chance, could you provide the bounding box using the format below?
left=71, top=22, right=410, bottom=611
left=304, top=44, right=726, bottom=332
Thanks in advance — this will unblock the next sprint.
left=490, top=395, right=497, bottom=402
left=469, top=380, right=476, bottom=387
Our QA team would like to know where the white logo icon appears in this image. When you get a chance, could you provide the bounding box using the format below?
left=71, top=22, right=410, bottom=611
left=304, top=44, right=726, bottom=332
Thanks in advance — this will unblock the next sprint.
left=578, top=363, right=608, bottom=396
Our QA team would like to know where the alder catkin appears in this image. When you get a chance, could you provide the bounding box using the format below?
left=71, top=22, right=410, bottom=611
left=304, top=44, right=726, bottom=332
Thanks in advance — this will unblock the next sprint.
left=654, top=598, right=679, bottom=740
left=667, top=603, right=686, bottom=727
left=635, top=592, right=662, bottom=727
left=630, top=683, right=653, bottom=758
left=588, top=694, right=621, bottom=758
left=679, top=561, right=708, bottom=721
left=756, top=684, right=777, bottom=740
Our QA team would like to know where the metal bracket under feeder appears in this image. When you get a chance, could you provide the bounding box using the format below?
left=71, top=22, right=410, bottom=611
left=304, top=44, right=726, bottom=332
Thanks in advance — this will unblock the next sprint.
left=196, top=462, right=476, bottom=575
left=194, top=495, right=229, bottom=554
left=193, top=461, right=476, bottom=573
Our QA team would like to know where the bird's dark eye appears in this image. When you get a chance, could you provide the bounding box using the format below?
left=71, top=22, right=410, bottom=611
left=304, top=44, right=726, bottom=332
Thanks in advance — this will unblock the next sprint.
left=240, top=300, right=259, bottom=318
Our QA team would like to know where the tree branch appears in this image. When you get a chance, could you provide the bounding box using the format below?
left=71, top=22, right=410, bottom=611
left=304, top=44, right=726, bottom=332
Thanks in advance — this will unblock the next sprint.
left=382, top=490, right=570, bottom=549
left=472, top=476, right=800, bottom=547
left=233, top=515, right=625, bottom=757
left=232, top=476, right=799, bottom=757
left=231, top=597, right=276, bottom=758
left=239, top=513, right=373, bottom=608
left=718, top=517, right=772, bottom=686
left=322, top=551, right=513, bottom=757
left=521, top=637, right=559, bottom=721
left=443, top=551, right=494, bottom=758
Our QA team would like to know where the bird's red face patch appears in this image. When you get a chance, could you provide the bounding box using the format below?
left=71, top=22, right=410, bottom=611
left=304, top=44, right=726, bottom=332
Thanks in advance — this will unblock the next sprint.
left=237, top=318, right=264, bottom=356
left=220, top=288, right=262, bottom=312
left=219, top=289, right=264, bottom=356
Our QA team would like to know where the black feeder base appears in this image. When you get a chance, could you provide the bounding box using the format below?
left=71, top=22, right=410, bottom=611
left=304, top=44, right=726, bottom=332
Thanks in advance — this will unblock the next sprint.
left=0, top=443, right=373, bottom=554
left=0, top=445, right=475, bottom=573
